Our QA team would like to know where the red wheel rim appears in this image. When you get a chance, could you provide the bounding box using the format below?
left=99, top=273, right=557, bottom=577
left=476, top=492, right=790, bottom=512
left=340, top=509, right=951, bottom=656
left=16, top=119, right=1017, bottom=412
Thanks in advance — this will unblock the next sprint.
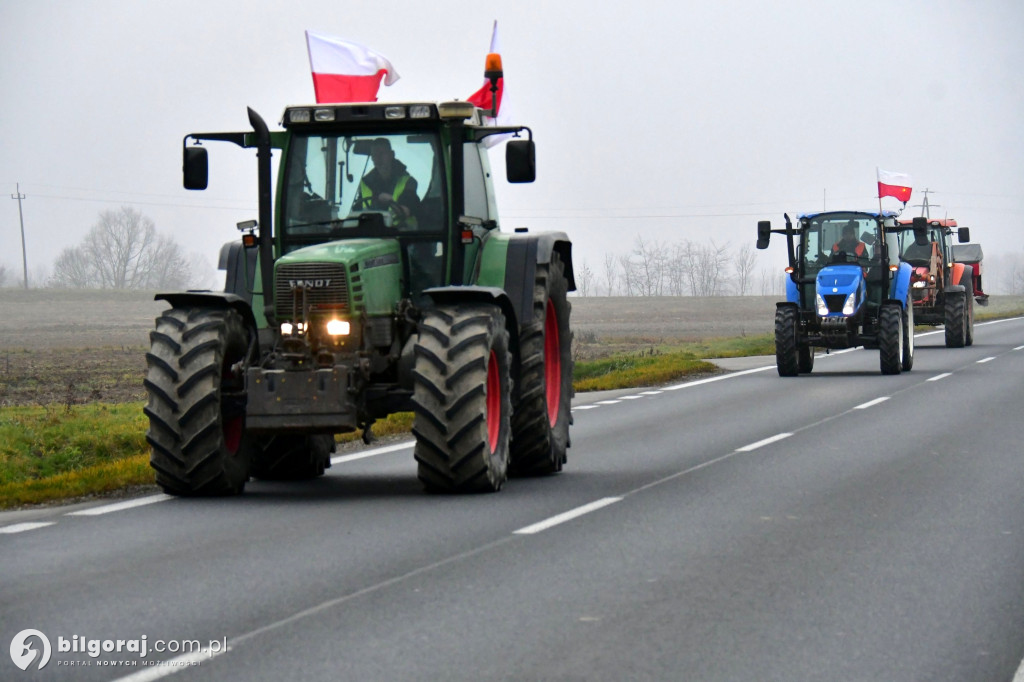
left=222, top=360, right=242, bottom=454
left=486, top=349, right=501, bottom=453
left=544, top=300, right=561, bottom=427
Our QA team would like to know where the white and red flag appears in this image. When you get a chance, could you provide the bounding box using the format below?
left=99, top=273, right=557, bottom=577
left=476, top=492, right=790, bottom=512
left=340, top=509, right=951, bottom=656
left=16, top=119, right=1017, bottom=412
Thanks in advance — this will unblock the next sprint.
left=877, top=168, right=913, bottom=203
left=468, top=20, right=503, bottom=118
left=305, top=31, right=400, bottom=103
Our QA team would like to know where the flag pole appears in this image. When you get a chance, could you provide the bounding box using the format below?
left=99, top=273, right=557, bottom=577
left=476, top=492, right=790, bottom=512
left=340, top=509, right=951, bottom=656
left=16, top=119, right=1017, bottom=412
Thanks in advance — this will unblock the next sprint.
left=876, top=167, right=885, bottom=215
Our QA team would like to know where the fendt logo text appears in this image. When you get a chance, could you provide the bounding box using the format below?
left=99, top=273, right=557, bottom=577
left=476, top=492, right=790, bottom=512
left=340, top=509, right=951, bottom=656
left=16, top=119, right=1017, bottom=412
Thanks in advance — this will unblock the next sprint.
left=289, top=279, right=332, bottom=289
left=10, top=629, right=51, bottom=671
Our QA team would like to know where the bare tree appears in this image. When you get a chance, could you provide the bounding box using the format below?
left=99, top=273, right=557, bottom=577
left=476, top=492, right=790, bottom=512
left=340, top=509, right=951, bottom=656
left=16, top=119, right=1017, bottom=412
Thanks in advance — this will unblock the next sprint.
left=733, top=243, right=758, bottom=296
left=575, top=260, right=594, bottom=297
left=49, top=206, right=199, bottom=289
left=618, top=253, right=638, bottom=297
left=631, top=236, right=667, bottom=296
left=602, top=252, right=618, bottom=296
left=692, top=240, right=731, bottom=296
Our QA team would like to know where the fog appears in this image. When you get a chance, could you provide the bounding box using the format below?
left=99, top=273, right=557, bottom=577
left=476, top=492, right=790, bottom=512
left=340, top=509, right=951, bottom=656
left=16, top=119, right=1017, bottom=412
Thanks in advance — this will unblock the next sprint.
left=3, top=0, right=1022, bottom=290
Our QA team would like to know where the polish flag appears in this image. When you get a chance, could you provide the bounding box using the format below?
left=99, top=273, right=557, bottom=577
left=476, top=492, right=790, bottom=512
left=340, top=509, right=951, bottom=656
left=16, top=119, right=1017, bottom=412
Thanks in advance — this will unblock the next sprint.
left=305, top=31, right=400, bottom=103
left=467, top=21, right=503, bottom=117
left=877, top=168, right=913, bottom=203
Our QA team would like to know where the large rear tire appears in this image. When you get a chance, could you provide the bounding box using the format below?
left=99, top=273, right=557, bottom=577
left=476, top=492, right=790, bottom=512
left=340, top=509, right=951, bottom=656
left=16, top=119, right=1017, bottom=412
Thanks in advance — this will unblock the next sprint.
left=412, top=304, right=512, bottom=493
left=797, top=345, right=815, bottom=374
left=144, top=307, right=253, bottom=496
left=879, top=304, right=903, bottom=375
left=901, top=299, right=915, bottom=372
left=962, top=271, right=975, bottom=347
left=774, top=306, right=799, bottom=377
left=510, top=252, right=573, bottom=476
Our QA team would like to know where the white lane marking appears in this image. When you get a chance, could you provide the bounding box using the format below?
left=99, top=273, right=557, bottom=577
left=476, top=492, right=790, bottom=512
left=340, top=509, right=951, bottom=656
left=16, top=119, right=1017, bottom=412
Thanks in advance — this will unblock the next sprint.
left=977, top=357, right=996, bottom=364
left=572, top=405, right=600, bottom=411
left=596, top=400, right=622, bottom=405
left=110, top=646, right=231, bottom=682
left=66, top=494, right=171, bottom=517
left=736, top=433, right=793, bottom=452
left=854, top=397, right=890, bottom=410
left=331, top=440, right=414, bottom=465
left=0, top=521, right=56, bottom=534
left=1015, top=345, right=1024, bottom=351
left=1013, top=656, right=1024, bottom=682
left=620, top=395, right=645, bottom=400
left=640, top=391, right=664, bottom=395
left=928, top=373, right=953, bottom=382
left=513, top=497, right=623, bottom=535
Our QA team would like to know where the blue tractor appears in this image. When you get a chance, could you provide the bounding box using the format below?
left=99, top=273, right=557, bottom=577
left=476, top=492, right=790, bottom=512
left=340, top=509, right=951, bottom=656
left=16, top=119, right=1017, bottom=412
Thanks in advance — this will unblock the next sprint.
left=756, top=210, right=915, bottom=376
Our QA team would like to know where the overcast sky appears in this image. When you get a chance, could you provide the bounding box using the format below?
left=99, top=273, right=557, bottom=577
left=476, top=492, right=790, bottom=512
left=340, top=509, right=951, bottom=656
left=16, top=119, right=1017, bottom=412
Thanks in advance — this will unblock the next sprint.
left=2, top=0, right=1022, bottom=288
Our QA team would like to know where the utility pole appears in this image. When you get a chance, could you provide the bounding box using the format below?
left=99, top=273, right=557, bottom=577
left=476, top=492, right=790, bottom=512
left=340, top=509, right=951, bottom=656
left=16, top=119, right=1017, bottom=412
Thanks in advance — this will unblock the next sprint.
left=10, top=183, right=28, bottom=288
left=912, top=188, right=939, bottom=219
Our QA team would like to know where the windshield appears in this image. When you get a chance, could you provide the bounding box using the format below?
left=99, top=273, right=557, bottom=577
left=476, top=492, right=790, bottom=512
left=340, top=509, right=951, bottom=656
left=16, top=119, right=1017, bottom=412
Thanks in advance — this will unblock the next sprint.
left=897, top=227, right=940, bottom=264
left=281, top=131, right=444, bottom=242
left=799, top=212, right=881, bottom=276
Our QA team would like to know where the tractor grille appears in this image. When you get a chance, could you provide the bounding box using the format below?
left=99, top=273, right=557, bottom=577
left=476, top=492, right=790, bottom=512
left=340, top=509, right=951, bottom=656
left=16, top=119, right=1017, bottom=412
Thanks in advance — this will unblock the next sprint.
left=275, top=263, right=349, bottom=318
left=823, top=294, right=847, bottom=313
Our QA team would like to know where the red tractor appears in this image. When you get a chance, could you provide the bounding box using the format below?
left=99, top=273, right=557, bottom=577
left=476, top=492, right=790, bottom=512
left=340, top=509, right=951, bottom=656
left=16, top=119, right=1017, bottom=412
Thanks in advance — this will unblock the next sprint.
left=896, top=217, right=980, bottom=347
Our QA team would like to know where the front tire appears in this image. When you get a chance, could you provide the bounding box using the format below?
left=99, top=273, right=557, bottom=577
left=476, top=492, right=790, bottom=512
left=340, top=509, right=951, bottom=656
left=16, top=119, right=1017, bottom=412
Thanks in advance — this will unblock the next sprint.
left=412, top=304, right=512, bottom=493
left=144, top=307, right=253, bottom=495
left=510, top=252, right=573, bottom=476
left=944, top=290, right=967, bottom=348
left=879, top=304, right=903, bottom=375
left=775, top=306, right=799, bottom=377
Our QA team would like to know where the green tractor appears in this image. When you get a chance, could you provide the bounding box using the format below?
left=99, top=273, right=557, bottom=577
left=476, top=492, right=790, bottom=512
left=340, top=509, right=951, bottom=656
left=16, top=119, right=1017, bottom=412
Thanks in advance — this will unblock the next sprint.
left=144, top=97, right=574, bottom=496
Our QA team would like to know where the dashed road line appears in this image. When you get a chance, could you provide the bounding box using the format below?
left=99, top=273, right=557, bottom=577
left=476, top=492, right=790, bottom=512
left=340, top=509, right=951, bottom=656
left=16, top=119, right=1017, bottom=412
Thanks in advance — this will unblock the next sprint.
left=736, top=433, right=793, bottom=452
left=0, top=521, right=56, bottom=534
left=513, top=497, right=623, bottom=535
left=928, top=373, right=953, bottom=382
left=977, top=357, right=996, bottom=364
left=854, top=396, right=891, bottom=410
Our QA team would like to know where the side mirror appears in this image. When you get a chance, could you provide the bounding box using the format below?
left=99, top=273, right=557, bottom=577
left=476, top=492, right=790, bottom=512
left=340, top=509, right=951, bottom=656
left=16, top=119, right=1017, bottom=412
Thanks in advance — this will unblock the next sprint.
left=505, top=140, right=535, bottom=183
left=184, top=146, right=209, bottom=190
left=911, top=216, right=929, bottom=246
left=756, top=220, right=771, bottom=249
left=958, top=227, right=970, bottom=243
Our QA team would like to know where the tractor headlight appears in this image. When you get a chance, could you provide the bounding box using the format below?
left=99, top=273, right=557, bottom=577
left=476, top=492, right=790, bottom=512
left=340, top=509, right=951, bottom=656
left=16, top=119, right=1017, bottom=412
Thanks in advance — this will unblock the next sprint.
left=815, top=293, right=829, bottom=316
left=912, top=281, right=927, bottom=289
left=842, top=293, right=857, bottom=316
left=280, top=322, right=307, bottom=336
left=325, top=319, right=351, bottom=336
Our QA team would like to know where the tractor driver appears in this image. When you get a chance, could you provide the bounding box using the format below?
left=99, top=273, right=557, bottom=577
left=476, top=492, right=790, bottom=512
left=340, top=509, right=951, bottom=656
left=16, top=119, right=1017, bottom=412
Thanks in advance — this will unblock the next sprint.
left=355, top=138, right=421, bottom=229
left=832, top=220, right=868, bottom=260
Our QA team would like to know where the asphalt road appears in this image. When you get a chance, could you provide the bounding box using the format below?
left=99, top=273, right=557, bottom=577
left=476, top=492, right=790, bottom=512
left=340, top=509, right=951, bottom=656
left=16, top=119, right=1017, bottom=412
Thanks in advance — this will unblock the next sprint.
left=3, top=318, right=1024, bottom=682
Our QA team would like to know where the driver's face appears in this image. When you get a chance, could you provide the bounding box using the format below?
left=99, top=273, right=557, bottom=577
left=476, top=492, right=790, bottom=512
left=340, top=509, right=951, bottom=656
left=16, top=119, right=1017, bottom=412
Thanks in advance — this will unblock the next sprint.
left=371, top=146, right=393, bottom=174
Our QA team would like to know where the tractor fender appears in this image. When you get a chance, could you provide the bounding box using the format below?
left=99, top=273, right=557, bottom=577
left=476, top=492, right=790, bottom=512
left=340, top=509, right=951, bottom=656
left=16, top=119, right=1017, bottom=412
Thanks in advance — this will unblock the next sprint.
left=889, top=262, right=913, bottom=307
left=785, top=274, right=800, bottom=304
left=422, top=285, right=521, bottom=362
left=218, top=241, right=258, bottom=304
left=951, top=262, right=974, bottom=292
left=155, top=291, right=259, bottom=334
left=477, top=230, right=573, bottom=331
